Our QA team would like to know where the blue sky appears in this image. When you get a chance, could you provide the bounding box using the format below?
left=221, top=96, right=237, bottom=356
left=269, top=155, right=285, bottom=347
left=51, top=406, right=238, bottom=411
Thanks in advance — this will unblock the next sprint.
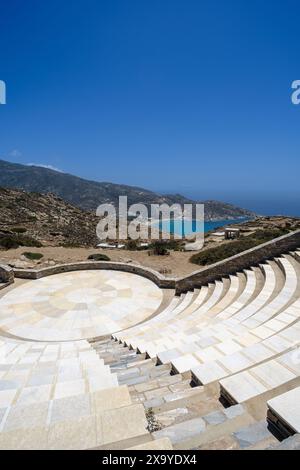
left=0, top=0, right=299, bottom=214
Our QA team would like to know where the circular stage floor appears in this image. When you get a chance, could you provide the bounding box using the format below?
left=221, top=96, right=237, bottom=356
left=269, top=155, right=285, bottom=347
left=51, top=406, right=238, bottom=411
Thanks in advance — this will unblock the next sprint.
left=0, top=270, right=163, bottom=341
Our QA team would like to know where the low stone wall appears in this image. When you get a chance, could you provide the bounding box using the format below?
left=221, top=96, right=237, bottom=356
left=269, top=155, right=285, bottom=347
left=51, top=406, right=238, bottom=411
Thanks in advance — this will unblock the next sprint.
left=11, top=229, right=300, bottom=295
left=0, top=263, right=14, bottom=288
left=175, top=229, right=300, bottom=293
left=13, top=261, right=175, bottom=290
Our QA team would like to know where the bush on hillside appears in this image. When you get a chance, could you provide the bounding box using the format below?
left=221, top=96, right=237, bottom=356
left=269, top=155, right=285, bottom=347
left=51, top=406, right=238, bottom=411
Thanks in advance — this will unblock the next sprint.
left=190, top=238, right=259, bottom=266
left=190, top=227, right=291, bottom=266
left=148, top=239, right=183, bottom=255
left=11, top=227, right=27, bottom=234
left=0, top=234, right=42, bottom=250
left=0, top=236, right=20, bottom=249
left=252, top=228, right=290, bottom=240
left=149, top=241, right=170, bottom=256
left=22, top=252, right=44, bottom=261
left=17, top=235, right=43, bottom=247
left=87, top=253, right=110, bottom=261
left=125, top=240, right=138, bottom=251
left=125, top=240, right=149, bottom=251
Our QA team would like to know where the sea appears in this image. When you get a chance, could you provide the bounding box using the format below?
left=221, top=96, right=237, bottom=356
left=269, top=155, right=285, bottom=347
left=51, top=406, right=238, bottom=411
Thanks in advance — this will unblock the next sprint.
left=154, top=218, right=248, bottom=237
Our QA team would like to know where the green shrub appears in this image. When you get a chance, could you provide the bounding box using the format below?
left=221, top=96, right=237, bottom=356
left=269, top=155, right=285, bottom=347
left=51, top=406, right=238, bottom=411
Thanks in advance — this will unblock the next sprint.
left=22, top=252, right=44, bottom=261
left=0, top=236, right=20, bottom=249
left=190, top=238, right=258, bottom=266
left=190, top=227, right=291, bottom=266
left=125, top=240, right=149, bottom=251
left=0, top=234, right=42, bottom=250
left=252, top=228, right=289, bottom=240
left=150, top=241, right=169, bottom=256
left=148, top=239, right=183, bottom=255
left=163, top=239, right=183, bottom=251
left=11, top=227, right=27, bottom=234
left=126, top=240, right=138, bottom=251
left=87, top=253, right=110, bottom=261
left=17, top=235, right=42, bottom=247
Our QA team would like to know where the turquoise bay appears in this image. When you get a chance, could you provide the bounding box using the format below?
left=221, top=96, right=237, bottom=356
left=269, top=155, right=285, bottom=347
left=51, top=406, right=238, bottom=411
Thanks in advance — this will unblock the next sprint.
left=154, top=218, right=248, bottom=237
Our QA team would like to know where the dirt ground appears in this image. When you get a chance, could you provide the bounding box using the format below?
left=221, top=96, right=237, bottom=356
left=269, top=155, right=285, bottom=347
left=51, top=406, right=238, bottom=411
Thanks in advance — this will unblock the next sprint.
left=2, top=216, right=298, bottom=278
left=0, top=246, right=202, bottom=278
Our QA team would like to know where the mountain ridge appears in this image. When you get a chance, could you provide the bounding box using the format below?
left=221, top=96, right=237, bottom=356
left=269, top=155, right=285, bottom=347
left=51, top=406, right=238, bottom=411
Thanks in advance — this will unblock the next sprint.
left=0, top=159, right=255, bottom=220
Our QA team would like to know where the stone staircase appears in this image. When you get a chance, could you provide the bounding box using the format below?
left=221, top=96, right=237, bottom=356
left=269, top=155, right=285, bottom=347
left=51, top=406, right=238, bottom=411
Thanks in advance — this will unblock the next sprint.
left=0, top=336, right=173, bottom=450
left=1, top=245, right=300, bottom=449
left=89, top=337, right=282, bottom=450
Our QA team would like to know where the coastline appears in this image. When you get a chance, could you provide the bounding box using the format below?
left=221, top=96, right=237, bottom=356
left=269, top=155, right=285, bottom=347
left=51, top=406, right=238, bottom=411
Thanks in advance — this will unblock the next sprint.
left=150, top=216, right=251, bottom=237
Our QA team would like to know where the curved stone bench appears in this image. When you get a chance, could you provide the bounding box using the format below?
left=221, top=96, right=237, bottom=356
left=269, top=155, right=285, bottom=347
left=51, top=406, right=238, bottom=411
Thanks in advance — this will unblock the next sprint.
left=219, top=347, right=300, bottom=406
left=121, top=267, right=261, bottom=359
left=175, top=229, right=300, bottom=294
left=115, top=250, right=300, bottom=375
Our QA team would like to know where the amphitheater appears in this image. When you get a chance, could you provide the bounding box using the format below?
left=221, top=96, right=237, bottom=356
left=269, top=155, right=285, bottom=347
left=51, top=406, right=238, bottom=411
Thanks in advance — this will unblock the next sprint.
left=1, top=230, right=300, bottom=450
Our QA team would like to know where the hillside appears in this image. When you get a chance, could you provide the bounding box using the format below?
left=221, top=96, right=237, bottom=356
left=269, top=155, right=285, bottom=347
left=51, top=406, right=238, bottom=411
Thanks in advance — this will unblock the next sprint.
left=0, top=187, right=98, bottom=247
left=0, top=159, right=255, bottom=219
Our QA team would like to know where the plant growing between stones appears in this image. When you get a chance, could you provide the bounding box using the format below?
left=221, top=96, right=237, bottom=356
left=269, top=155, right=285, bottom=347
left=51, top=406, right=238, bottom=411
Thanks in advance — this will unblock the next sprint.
left=146, top=407, right=162, bottom=432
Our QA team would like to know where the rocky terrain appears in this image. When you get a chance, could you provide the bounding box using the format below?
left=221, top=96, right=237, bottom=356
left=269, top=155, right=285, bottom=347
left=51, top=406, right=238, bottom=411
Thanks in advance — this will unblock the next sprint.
left=0, top=187, right=99, bottom=248
left=0, top=186, right=298, bottom=276
left=0, top=159, right=255, bottom=219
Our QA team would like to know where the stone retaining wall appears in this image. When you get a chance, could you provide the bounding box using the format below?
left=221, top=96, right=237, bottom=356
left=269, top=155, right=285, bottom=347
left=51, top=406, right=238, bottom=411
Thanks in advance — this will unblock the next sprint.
left=10, top=229, right=300, bottom=295
left=0, top=263, right=14, bottom=288
left=13, top=261, right=175, bottom=289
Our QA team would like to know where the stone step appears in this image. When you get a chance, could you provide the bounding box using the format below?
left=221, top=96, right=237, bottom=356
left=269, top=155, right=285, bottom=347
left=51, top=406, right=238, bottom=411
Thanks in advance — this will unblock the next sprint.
left=95, top=346, right=139, bottom=357
left=153, top=416, right=207, bottom=448
left=231, top=420, right=279, bottom=450
left=153, top=404, right=254, bottom=449
left=143, top=385, right=211, bottom=414
left=87, top=334, right=284, bottom=451
left=127, top=437, right=173, bottom=450
left=117, top=365, right=173, bottom=388
left=199, top=418, right=279, bottom=450
left=129, top=372, right=184, bottom=395
left=154, top=393, right=243, bottom=430
left=92, top=339, right=149, bottom=370
left=92, top=348, right=129, bottom=358
left=117, top=362, right=169, bottom=378
left=267, top=433, right=300, bottom=450
left=105, top=353, right=147, bottom=366
left=155, top=406, right=200, bottom=428
left=98, top=343, right=136, bottom=352
left=110, top=358, right=159, bottom=375
left=246, top=435, right=279, bottom=450
left=122, top=358, right=156, bottom=370
left=0, top=385, right=152, bottom=450
left=91, top=338, right=129, bottom=349
left=89, top=336, right=113, bottom=344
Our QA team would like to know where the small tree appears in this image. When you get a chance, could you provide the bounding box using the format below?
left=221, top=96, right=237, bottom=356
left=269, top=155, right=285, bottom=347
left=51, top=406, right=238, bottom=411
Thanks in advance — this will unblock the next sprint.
left=151, top=241, right=169, bottom=256
left=126, top=240, right=138, bottom=251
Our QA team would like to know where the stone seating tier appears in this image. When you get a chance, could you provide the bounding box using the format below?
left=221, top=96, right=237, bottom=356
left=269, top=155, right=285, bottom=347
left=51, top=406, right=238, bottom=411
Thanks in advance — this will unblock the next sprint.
left=1, top=244, right=300, bottom=449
